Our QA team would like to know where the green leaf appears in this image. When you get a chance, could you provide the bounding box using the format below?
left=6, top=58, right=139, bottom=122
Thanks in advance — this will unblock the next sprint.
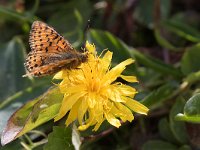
left=48, top=0, right=92, bottom=47
left=44, top=126, right=74, bottom=150
left=184, top=94, right=200, bottom=116
left=163, top=19, right=200, bottom=42
left=142, top=140, right=177, bottom=150
left=169, top=97, right=188, bottom=144
left=30, top=0, right=40, bottom=15
left=0, top=5, right=33, bottom=22
left=158, top=118, right=178, bottom=143
left=176, top=93, right=200, bottom=123
left=87, top=29, right=182, bottom=78
left=0, top=79, right=52, bottom=134
left=175, top=114, right=200, bottom=123
left=184, top=70, right=200, bottom=84
left=0, top=139, right=22, bottom=150
left=1, top=87, right=63, bottom=145
left=141, top=82, right=178, bottom=108
left=181, top=44, right=200, bottom=75
left=129, top=48, right=182, bottom=78
left=154, top=29, right=177, bottom=50
left=87, top=29, right=132, bottom=64
left=0, top=37, right=52, bottom=134
left=134, top=0, right=171, bottom=28
left=0, top=37, right=28, bottom=101
left=178, top=145, right=192, bottom=150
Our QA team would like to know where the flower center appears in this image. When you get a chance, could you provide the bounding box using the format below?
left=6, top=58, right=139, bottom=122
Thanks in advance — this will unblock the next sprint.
left=88, top=77, right=101, bottom=93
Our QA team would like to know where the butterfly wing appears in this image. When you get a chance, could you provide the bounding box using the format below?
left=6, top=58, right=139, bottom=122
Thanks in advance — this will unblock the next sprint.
left=24, top=51, right=77, bottom=77
left=29, top=21, right=74, bottom=53
left=24, top=21, right=77, bottom=77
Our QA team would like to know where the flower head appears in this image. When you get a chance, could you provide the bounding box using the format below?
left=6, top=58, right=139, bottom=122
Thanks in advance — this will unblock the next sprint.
left=54, top=42, right=149, bottom=131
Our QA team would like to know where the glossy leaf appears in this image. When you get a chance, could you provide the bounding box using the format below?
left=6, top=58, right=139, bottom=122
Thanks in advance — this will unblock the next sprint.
left=181, top=44, right=200, bottom=75
left=176, top=93, right=200, bottom=123
left=1, top=87, right=63, bottom=145
left=0, top=79, right=52, bottom=135
left=169, top=97, right=188, bottom=144
left=0, top=37, right=28, bottom=101
left=44, top=126, right=74, bottom=150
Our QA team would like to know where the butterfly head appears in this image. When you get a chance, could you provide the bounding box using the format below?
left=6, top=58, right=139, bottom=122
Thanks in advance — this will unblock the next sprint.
left=79, top=52, right=88, bottom=63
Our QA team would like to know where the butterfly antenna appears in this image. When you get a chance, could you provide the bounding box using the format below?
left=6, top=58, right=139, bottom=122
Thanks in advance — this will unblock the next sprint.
left=82, top=19, right=91, bottom=50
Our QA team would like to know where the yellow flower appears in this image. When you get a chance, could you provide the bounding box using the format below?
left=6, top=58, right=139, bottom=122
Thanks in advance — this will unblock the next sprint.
left=53, top=42, right=149, bottom=131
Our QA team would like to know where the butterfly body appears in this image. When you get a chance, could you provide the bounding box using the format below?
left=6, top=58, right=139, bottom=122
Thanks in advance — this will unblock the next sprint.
left=23, top=21, right=88, bottom=77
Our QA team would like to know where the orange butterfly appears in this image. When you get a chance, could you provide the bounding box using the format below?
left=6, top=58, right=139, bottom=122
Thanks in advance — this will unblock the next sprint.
left=23, top=21, right=88, bottom=77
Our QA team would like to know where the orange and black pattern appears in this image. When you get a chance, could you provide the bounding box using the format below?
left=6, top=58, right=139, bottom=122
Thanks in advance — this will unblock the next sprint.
left=23, top=21, right=88, bottom=77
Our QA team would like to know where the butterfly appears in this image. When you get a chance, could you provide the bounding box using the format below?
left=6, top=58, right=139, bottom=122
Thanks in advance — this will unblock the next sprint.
left=23, top=21, right=88, bottom=77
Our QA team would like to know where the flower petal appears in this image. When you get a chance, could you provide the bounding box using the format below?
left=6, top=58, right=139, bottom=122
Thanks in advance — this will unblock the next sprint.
left=101, top=51, right=113, bottom=73
left=78, top=97, right=88, bottom=125
left=102, top=58, right=134, bottom=85
left=53, top=70, right=64, bottom=79
left=116, top=84, right=137, bottom=98
left=59, top=84, right=86, bottom=94
left=65, top=100, right=81, bottom=126
left=115, top=103, right=134, bottom=122
left=53, top=42, right=145, bottom=131
left=120, top=75, right=138, bottom=83
left=78, top=109, right=95, bottom=131
left=87, top=93, right=97, bottom=108
left=124, top=97, right=149, bottom=115
left=93, top=118, right=104, bottom=131
left=86, top=41, right=96, bottom=54
left=104, top=112, right=121, bottom=128
left=104, top=86, right=125, bottom=102
left=54, top=92, right=86, bottom=121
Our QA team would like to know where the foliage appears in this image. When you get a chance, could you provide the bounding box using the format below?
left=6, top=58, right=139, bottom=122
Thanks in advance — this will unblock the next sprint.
left=0, top=0, right=200, bottom=149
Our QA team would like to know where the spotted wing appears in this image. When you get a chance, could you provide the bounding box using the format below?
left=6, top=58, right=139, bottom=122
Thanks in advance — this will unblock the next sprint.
left=24, top=21, right=76, bottom=77
left=23, top=51, right=77, bottom=77
left=29, top=21, right=74, bottom=53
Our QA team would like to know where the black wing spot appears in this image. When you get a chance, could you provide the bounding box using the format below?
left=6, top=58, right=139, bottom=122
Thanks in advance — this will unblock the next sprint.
left=53, top=34, right=58, bottom=40
left=57, top=37, right=62, bottom=43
